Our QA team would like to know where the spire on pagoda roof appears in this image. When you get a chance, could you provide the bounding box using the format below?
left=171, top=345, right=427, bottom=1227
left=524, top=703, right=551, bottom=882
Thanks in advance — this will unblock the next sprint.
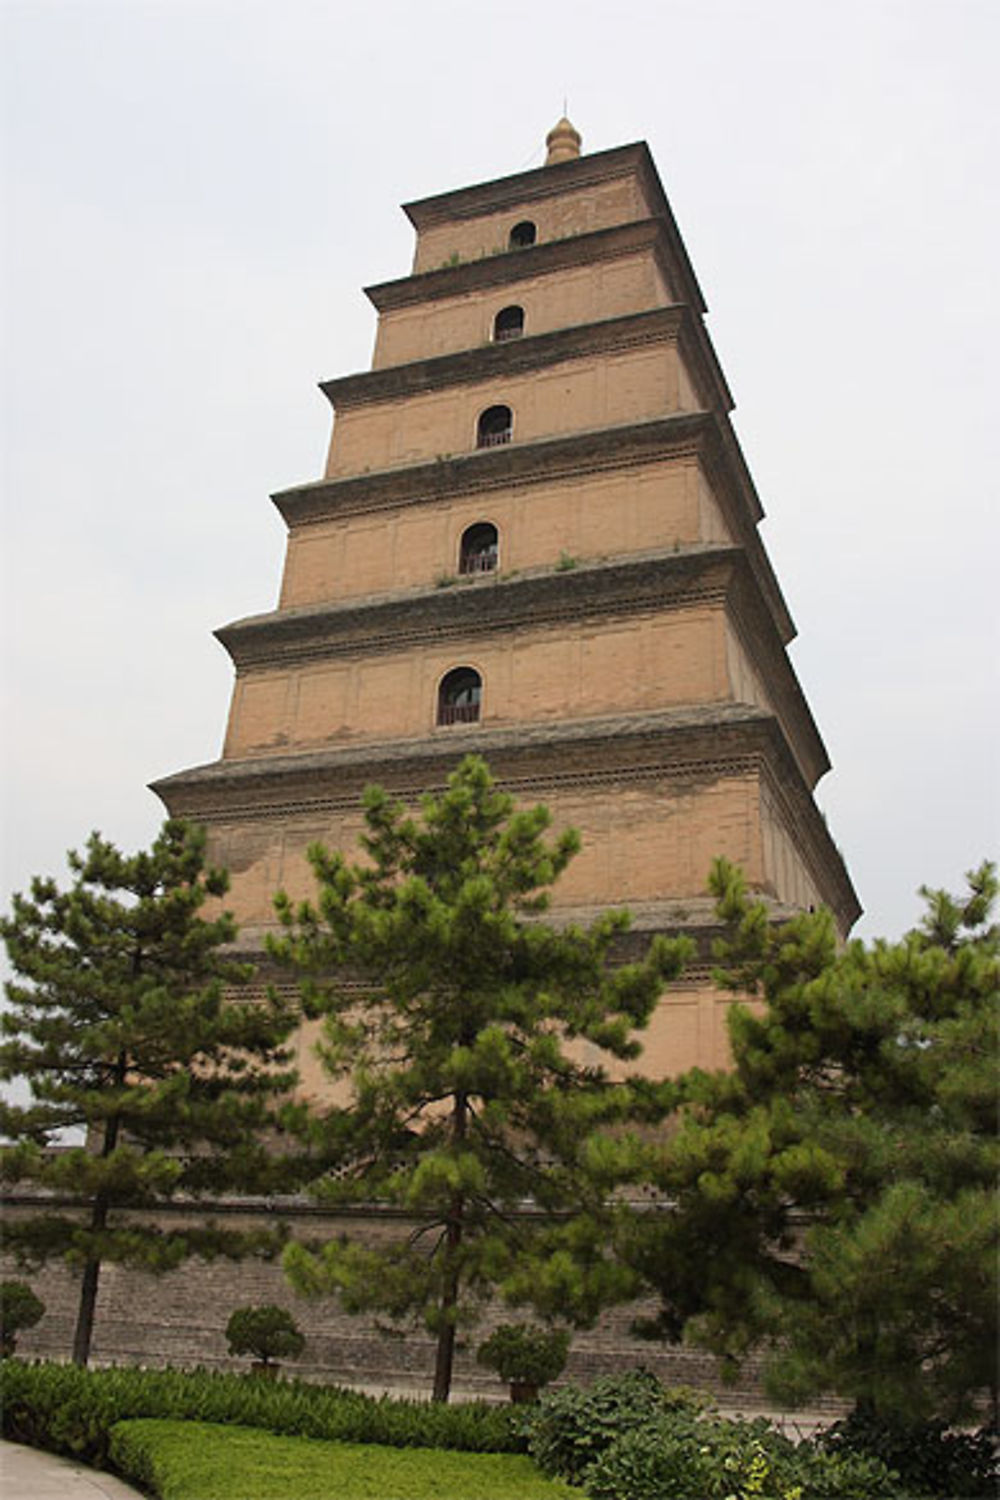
left=545, top=115, right=582, bottom=165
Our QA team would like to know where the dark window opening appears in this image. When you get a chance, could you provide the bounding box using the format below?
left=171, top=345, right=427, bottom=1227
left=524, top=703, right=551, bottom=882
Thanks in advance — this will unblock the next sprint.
left=438, top=667, right=482, bottom=725
left=508, top=221, right=536, bottom=249
left=459, top=522, right=499, bottom=575
left=493, top=305, right=524, bottom=342
left=476, top=404, right=513, bottom=448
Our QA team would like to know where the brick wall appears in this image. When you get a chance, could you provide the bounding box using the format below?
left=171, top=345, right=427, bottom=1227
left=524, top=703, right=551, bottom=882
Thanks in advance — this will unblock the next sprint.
left=1, top=1193, right=846, bottom=1419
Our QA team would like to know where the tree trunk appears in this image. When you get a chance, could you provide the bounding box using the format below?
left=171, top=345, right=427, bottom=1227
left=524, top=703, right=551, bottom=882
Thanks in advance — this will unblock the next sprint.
left=72, top=1192, right=109, bottom=1366
left=432, top=1090, right=467, bottom=1403
left=72, top=1057, right=125, bottom=1366
left=852, top=1313, right=878, bottom=1419
left=432, top=1245, right=461, bottom=1403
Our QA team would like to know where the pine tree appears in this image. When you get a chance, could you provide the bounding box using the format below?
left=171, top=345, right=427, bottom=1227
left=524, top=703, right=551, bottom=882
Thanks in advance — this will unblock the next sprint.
left=0, top=820, right=299, bottom=1365
left=625, top=859, right=999, bottom=1422
left=272, top=755, right=691, bottom=1401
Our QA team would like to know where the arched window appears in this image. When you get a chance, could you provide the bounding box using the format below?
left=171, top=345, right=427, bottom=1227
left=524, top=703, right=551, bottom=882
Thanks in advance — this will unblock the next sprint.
left=493, top=305, right=524, bottom=342
left=459, top=522, right=498, bottom=575
left=476, top=405, right=512, bottom=448
left=508, top=221, right=536, bottom=249
left=437, top=667, right=482, bottom=725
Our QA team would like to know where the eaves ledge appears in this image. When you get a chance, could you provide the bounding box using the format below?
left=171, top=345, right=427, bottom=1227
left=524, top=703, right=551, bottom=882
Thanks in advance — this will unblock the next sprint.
left=365, top=220, right=663, bottom=311
left=153, top=702, right=771, bottom=798
left=321, top=306, right=688, bottom=411
left=216, top=545, right=739, bottom=665
left=274, top=412, right=740, bottom=523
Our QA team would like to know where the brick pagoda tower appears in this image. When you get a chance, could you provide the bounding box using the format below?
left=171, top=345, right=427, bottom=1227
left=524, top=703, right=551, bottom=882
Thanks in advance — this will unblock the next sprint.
left=155, top=119, right=859, bottom=1090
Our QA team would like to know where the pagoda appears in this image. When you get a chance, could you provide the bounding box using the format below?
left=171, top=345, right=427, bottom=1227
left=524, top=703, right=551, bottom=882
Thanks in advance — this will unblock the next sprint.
left=154, top=119, right=859, bottom=1088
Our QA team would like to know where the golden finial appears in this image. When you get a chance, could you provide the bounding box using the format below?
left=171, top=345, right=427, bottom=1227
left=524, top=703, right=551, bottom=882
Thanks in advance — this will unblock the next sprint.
left=545, top=114, right=582, bottom=165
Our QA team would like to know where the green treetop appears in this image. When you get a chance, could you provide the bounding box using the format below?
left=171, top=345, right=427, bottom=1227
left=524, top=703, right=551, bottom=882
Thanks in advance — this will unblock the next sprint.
left=1, top=820, right=299, bottom=1365
left=624, top=858, right=999, bottom=1423
left=272, top=755, right=691, bottom=1401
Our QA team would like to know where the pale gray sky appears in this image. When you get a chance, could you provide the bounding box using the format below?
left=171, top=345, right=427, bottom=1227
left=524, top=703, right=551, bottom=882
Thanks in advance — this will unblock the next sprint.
left=2, top=0, right=998, bottom=942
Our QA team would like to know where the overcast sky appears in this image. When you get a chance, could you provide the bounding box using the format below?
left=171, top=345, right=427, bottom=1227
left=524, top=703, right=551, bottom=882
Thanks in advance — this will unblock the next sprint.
left=2, top=0, right=997, bottom=944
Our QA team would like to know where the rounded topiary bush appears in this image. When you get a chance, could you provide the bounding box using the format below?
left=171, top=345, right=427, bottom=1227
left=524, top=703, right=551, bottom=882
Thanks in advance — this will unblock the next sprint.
left=224, top=1306, right=305, bottom=1370
left=476, top=1324, right=570, bottom=1395
left=0, top=1280, right=45, bottom=1358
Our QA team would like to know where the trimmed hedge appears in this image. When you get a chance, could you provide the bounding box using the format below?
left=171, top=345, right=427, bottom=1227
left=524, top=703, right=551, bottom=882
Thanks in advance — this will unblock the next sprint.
left=108, top=1419, right=576, bottom=1500
left=0, top=1360, right=525, bottom=1468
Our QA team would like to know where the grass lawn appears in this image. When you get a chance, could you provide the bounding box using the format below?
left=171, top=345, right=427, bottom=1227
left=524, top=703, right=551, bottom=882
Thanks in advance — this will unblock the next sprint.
left=110, top=1419, right=577, bottom=1500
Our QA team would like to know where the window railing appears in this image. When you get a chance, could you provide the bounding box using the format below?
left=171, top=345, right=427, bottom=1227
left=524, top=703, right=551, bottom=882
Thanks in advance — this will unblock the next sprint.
left=459, top=550, right=498, bottom=574
left=478, top=428, right=511, bottom=448
left=494, top=325, right=522, bottom=342
left=438, top=702, right=481, bottom=725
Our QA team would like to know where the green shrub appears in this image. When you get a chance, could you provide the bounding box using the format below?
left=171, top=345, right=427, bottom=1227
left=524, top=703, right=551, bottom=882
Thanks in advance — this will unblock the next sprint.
left=0, top=1280, right=45, bottom=1357
left=529, top=1377, right=899, bottom=1500
left=477, top=1324, right=570, bottom=1389
left=583, top=1410, right=713, bottom=1499
left=527, top=1368, right=698, bottom=1482
left=0, top=1359, right=525, bottom=1468
left=821, top=1410, right=999, bottom=1498
left=585, top=1411, right=900, bottom=1500
left=225, top=1305, right=305, bottom=1368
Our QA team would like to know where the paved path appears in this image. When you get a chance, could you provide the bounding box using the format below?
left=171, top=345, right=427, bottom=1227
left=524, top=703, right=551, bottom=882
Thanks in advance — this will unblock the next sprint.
left=0, top=1441, right=145, bottom=1499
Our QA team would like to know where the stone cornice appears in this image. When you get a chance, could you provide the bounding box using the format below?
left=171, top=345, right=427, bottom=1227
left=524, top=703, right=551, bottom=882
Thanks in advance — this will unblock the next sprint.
left=217, top=547, right=735, bottom=669
left=275, top=412, right=709, bottom=525
left=151, top=707, right=859, bottom=933
left=153, top=703, right=777, bottom=808
left=402, top=141, right=706, bottom=315
left=321, top=306, right=726, bottom=413
left=274, top=409, right=761, bottom=530
left=365, top=219, right=663, bottom=311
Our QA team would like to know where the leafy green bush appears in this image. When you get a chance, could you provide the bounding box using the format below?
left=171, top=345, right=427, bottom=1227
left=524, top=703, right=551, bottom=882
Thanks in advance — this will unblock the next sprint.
left=582, top=1410, right=712, bottom=1499
left=529, top=1373, right=899, bottom=1499
left=527, top=1368, right=698, bottom=1482
left=821, top=1410, right=999, bottom=1498
left=0, top=1360, right=525, bottom=1468
left=0, top=1280, right=45, bottom=1357
left=585, top=1411, right=899, bottom=1500
left=476, top=1324, right=570, bottom=1388
left=225, top=1305, right=305, bottom=1367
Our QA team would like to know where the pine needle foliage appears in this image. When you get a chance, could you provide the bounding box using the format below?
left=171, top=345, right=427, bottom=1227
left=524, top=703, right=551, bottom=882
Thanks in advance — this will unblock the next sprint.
left=0, top=820, right=300, bottom=1365
left=270, top=755, right=691, bottom=1401
left=626, top=857, right=999, bottom=1423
